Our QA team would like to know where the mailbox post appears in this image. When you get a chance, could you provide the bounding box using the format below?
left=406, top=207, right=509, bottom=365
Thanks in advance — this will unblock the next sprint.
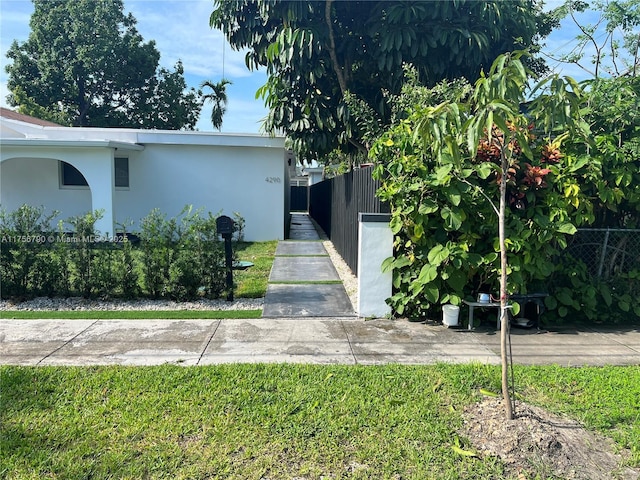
left=216, top=215, right=235, bottom=301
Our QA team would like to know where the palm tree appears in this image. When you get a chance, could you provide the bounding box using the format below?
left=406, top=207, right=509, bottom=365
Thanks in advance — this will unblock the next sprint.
left=200, top=79, right=232, bottom=131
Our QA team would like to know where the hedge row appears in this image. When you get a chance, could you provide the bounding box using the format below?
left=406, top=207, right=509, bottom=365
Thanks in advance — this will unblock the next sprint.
left=0, top=205, right=244, bottom=301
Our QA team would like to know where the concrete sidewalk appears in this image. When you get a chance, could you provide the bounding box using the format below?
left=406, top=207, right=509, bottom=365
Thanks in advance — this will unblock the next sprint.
left=1, top=317, right=638, bottom=366
left=1, top=212, right=638, bottom=367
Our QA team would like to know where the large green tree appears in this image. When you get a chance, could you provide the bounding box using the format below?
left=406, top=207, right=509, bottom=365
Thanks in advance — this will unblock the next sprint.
left=211, top=0, right=549, bottom=159
left=5, top=0, right=201, bottom=129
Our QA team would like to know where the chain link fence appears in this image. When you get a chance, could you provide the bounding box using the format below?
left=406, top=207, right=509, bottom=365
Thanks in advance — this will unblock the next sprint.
left=566, top=228, right=640, bottom=280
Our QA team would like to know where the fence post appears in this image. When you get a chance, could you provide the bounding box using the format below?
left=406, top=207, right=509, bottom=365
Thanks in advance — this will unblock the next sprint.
left=357, top=213, right=392, bottom=318
left=597, top=228, right=610, bottom=278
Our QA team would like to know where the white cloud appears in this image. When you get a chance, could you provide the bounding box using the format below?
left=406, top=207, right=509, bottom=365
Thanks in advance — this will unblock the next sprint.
left=125, top=0, right=269, bottom=132
left=125, top=0, right=252, bottom=79
left=12, top=0, right=616, bottom=132
left=0, top=0, right=268, bottom=132
left=197, top=80, right=269, bottom=133
left=198, top=101, right=268, bottom=134
left=0, top=1, right=33, bottom=47
left=0, top=0, right=34, bottom=102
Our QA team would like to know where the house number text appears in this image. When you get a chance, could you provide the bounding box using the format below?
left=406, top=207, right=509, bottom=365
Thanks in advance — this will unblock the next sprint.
left=265, top=176, right=282, bottom=183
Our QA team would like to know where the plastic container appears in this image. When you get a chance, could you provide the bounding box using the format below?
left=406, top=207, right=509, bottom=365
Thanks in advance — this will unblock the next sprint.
left=442, top=304, right=460, bottom=327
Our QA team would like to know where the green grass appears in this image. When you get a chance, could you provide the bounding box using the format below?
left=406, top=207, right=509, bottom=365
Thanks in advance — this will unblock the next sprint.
left=275, top=254, right=329, bottom=257
left=516, top=364, right=640, bottom=462
left=234, top=240, right=277, bottom=298
left=0, top=310, right=262, bottom=320
left=1, top=364, right=638, bottom=479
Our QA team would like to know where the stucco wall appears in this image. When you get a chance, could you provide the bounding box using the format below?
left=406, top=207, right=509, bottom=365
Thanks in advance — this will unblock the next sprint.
left=1, top=144, right=116, bottom=235
left=0, top=156, right=92, bottom=223
left=117, top=144, right=285, bottom=241
left=1, top=142, right=286, bottom=241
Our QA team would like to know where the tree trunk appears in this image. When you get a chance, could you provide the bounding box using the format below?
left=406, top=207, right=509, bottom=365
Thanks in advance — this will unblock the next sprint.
left=75, top=74, right=90, bottom=127
left=499, top=152, right=513, bottom=421
left=325, top=0, right=347, bottom=96
left=325, top=0, right=368, bottom=155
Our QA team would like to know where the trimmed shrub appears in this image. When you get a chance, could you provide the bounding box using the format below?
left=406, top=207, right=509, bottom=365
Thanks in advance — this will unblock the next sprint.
left=0, top=205, right=59, bottom=298
left=0, top=205, right=242, bottom=301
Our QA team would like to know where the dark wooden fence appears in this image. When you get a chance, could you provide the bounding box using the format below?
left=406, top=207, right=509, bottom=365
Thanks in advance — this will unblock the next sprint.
left=309, top=166, right=389, bottom=275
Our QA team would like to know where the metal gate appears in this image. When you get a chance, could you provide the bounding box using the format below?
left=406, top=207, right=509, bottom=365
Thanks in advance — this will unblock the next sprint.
left=290, top=186, right=308, bottom=211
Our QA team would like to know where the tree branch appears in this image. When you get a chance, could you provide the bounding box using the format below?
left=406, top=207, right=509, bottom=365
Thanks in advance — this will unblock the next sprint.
left=456, top=175, right=500, bottom=216
left=633, top=32, right=640, bottom=77
left=325, top=0, right=347, bottom=95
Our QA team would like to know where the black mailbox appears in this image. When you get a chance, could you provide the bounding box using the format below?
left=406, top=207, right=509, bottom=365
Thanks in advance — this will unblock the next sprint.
left=216, top=215, right=235, bottom=237
left=217, top=215, right=235, bottom=301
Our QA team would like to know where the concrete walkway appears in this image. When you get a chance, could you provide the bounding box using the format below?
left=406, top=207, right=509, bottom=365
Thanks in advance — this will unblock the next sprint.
left=0, top=212, right=638, bottom=367
left=262, top=212, right=355, bottom=318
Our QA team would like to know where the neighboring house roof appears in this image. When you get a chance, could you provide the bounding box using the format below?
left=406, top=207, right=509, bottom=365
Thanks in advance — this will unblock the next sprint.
left=0, top=107, right=63, bottom=127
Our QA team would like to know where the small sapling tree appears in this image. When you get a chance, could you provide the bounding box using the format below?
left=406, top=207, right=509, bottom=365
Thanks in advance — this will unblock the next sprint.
left=373, top=51, right=587, bottom=419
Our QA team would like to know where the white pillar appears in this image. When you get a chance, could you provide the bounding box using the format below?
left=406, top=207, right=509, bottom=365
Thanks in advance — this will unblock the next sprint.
left=76, top=150, right=115, bottom=237
left=357, top=213, right=393, bottom=318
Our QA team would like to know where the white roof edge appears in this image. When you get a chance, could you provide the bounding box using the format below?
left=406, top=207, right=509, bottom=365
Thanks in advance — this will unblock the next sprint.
left=1, top=115, right=285, bottom=148
left=134, top=131, right=285, bottom=148
left=0, top=138, right=145, bottom=151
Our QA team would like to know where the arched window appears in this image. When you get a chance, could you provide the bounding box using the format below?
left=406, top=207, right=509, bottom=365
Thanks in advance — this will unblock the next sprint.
left=58, top=158, right=129, bottom=188
left=59, top=161, right=88, bottom=187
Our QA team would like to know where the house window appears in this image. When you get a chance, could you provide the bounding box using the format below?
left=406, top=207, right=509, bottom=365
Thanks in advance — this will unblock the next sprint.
left=60, top=161, right=88, bottom=187
left=115, top=157, right=129, bottom=188
left=59, top=158, right=129, bottom=188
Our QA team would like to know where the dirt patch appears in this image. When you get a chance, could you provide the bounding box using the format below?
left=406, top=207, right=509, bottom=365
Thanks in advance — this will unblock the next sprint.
left=460, top=398, right=639, bottom=480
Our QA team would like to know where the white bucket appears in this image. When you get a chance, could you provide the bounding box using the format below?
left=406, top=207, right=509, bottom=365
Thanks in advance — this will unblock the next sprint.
left=442, top=304, right=460, bottom=327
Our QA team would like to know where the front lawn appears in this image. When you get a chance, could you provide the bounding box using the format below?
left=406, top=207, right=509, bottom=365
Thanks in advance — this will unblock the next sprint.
left=1, top=364, right=638, bottom=479
left=234, top=240, right=277, bottom=298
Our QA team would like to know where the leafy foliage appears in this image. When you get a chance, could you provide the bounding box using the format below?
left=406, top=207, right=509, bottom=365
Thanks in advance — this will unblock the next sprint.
left=66, top=210, right=104, bottom=298
left=0, top=205, right=59, bottom=298
left=139, top=206, right=230, bottom=301
left=139, top=208, right=178, bottom=298
left=371, top=54, right=591, bottom=319
left=5, top=0, right=201, bottom=129
left=566, top=76, right=640, bottom=228
left=542, top=75, right=640, bottom=321
left=211, top=0, right=544, bottom=160
left=0, top=205, right=243, bottom=301
left=368, top=55, right=639, bottom=323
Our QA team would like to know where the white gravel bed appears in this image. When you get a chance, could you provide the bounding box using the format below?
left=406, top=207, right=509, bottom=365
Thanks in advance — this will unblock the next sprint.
left=323, top=239, right=358, bottom=311
left=0, top=297, right=264, bottom=311
left=306, top=214, right=359, bottom=311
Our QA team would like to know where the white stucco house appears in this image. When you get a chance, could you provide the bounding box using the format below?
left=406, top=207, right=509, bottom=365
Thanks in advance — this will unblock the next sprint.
left=0, top=108, right=288, bottom=241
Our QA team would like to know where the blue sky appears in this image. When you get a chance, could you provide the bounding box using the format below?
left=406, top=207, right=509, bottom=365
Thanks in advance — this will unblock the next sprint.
left=0, top=0, right=609, bottom=134
left=0, top=0, right=269, bottom=133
